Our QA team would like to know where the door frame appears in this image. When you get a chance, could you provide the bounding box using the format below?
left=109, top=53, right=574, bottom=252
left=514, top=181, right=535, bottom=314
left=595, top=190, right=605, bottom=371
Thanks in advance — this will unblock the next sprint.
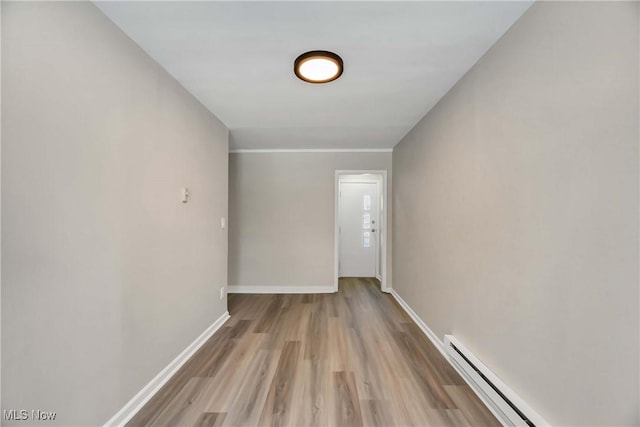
left=334, top=170, right=389, bottom=293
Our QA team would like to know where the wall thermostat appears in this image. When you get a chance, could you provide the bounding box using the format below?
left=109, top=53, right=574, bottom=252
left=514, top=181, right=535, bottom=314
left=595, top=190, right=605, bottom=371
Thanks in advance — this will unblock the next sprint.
left=181, top=187, right=190, bottom=203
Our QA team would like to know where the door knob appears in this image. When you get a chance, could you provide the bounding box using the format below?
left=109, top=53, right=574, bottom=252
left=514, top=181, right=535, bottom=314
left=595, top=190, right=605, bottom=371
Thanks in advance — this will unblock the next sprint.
left=371, top=229, right=376, bottom=232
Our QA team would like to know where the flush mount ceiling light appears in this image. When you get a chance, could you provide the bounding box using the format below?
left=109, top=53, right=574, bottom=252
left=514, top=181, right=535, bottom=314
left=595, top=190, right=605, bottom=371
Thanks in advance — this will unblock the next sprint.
left=294, top=50, right=343, bottom=84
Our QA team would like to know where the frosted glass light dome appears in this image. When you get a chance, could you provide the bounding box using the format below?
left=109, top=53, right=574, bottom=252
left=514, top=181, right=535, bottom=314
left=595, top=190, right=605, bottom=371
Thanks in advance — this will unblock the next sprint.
left=294, top=51, right=343, bottom=84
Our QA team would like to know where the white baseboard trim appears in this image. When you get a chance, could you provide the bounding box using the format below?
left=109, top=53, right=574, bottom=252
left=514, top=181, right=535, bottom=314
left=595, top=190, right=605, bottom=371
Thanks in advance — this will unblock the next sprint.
left=389, top=290, right=506, bottom=424
left=389, top=289, right=546, bottom=427
left=389, top=289, right=448, bottom=358
left=444, top=335, right=549, bottom=426
left=229, top=148, right=393, bottom=154
left=227, top=285, right=335, bottom=294
left=103, top=311, right=231, bottom=427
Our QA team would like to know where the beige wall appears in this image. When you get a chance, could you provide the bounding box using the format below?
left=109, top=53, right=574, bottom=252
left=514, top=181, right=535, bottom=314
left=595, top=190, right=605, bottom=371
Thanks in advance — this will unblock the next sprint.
left=229, top=152, right=391, bottom=289
left=2, top=2, right=229, bottom=425
left=392, top=2, right=639, bottom=425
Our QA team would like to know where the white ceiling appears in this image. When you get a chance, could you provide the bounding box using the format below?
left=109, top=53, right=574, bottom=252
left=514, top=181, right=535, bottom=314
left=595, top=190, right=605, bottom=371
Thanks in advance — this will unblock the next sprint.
left=95, top=1, right=532, bottom=150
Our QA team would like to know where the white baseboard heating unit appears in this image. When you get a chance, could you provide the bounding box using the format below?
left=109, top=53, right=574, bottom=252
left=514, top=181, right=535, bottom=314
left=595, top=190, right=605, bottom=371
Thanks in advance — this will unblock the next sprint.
left=444, top=335, right=547, bottom=427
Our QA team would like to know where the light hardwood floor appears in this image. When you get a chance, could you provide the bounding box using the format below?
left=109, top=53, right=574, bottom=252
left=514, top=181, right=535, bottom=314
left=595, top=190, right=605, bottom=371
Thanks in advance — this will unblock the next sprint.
left=127, top=278, right=500, bottom=427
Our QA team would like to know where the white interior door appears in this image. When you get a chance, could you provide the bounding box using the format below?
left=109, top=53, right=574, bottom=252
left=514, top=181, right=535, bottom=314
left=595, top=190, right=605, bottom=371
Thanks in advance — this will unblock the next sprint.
left=339, top=182, right=378, bottom=277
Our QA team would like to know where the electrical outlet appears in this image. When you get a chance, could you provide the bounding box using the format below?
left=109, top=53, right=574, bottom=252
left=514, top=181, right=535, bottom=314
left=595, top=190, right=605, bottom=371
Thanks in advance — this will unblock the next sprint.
left=220, top=287, right=226, bottom=300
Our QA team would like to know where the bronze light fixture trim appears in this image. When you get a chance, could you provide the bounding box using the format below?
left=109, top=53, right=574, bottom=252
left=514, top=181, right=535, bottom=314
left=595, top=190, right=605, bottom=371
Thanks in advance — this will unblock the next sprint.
left=294, top=51, right=344, bottom=84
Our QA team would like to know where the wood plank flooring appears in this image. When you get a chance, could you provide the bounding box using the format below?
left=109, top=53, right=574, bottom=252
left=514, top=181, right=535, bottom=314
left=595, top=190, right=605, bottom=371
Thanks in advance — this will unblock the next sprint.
left=127, top=278, right=500, bottom=427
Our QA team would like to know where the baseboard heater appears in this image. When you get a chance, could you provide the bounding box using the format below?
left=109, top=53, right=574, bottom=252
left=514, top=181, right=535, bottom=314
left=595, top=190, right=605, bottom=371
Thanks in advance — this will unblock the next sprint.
left=444, top=335, right=543, bottom=427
